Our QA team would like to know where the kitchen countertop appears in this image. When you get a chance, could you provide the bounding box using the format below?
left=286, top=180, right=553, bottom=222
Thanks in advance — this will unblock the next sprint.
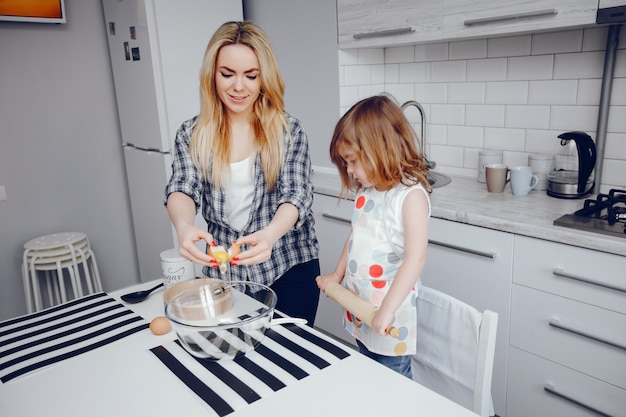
left=312, top=169, right=626, bottom=257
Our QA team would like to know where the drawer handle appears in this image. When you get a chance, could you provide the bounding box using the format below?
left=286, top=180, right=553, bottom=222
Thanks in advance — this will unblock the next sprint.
left=123, top=142, right=170, bottom=155
left=544, top=384, right=612, bottom=417
left=464, top=8, right=558, bottom=26
left=322, top=212, right=351, bottom=224
left=428, top=239, right=496, bottom=259
left=552, top=268, right=626, bottom=294
left=353, top=27, right=415, bottom=40
left=549, top=320, right=626, bottom=351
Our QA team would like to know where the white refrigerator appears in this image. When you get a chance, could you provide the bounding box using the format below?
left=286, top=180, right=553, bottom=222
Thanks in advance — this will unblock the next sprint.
left=102, top=0, right=242, bottom=282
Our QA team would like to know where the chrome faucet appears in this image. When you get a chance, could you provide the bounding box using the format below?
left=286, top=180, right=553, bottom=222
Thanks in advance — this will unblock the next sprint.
left=401, top=100, right=435, bottom=170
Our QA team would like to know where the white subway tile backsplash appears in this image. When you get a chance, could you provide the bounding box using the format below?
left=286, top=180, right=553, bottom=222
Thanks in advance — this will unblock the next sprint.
left=338, top=25, right=625, bottom=189
left=415, top=83, right=447, bottom=104
left=431, top=60, right=466, bottom=82
left=449, top=39, right=487, bottom=60
left=610, top=79, right=626, bottom=105
left=486, top=81, right=528, bottom=104
left=554, top=51, right=604, bottom=79
left=448, top=125, right=483, bottom=147
left=484, top=127, right=526, bottom=151
left=385, top=46, right=414, bottom=63
left=488, top=35, right=531, bottom=57
left=448, top=83, right=485, bottom=104
left=508, top=55, right=554, bottom=80
left=344, top=65, right=372, bottom=86
left=414, top=43, right=448, bottom=62
left=550, top=105, right=599, bottom=132
left=528, top=80, right=578, bottom=105
left=582, top=27, right=608, bottom=52
left=358, top=48, right=384, bottom=64
left=431, top=104, right=465, bottom=125
left=467, top=58, right=507, bottom=81
left=604, top=132, right=626, bottom=159
left=466, top=105, right=505, bottom=127
left=399, top=62, right=430, bottom=83
left=607, top=105, right=626, bottom=133
left=577, top=79, right=602, bottom=105
left=505, top=105, right=551, bottom=129
left=531, top=30, right=583, bottom=55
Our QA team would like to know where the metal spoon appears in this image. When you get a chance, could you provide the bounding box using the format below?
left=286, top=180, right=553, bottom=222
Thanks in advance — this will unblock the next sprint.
left=120, top=283, right=164, bottom=304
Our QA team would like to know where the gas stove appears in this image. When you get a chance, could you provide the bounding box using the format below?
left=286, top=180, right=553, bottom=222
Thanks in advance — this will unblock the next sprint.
left=554, top=189, right=626, bottom=239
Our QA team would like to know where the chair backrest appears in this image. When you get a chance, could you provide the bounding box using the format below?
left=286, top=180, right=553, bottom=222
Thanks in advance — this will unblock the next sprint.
left=411, top=285, right=498, bottom=417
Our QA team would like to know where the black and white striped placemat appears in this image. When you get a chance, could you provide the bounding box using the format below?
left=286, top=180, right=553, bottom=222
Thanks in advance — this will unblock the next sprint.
left=150, top=321, right=352, bottom=416
left=0, top=292, right=149, bottom=383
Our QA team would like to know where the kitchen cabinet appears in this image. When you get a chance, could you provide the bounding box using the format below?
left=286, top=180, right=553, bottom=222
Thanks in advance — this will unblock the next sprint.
left=337, top=0, right=442, bottom=48
left=312, top=193, right=356, bottom=346
left=442, top=0, right=598, bottom=41
left=507, top=236, right=626, bottom=417
left=420, top=217, right=513, bottom=416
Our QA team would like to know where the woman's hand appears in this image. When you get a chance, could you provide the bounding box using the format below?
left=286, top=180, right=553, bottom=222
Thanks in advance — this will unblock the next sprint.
left=176, top=223, right=215, bottom=266
left=231, top=228, right=275, bottom=265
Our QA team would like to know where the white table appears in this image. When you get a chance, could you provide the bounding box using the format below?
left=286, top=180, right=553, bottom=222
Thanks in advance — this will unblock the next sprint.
left=0, top=280, right=478, bottom=417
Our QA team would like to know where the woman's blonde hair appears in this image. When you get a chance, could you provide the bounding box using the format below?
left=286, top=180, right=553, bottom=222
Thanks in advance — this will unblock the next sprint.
left=330, top=95, right=431, bottom=197
left=191, top=21, right=288, bottom=189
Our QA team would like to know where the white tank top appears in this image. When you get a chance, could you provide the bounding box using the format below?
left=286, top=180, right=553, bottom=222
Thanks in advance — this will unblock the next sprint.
left=224, top=156, right=254, bottom=230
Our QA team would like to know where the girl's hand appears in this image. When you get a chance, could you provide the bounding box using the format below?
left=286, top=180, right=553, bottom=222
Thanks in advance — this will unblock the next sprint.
left=315, top=272, right=343, bottom=292
left=371, top=308, right=396, bottom=336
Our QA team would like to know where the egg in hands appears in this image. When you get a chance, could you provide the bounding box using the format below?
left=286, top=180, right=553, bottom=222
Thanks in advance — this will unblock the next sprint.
left=207, top=243, right=240, bottom=274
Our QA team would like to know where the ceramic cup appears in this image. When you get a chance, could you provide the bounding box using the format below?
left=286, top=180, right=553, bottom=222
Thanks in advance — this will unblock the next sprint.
left=478, top=149, right=503, bottom=183
left=160, top=248, right=195, bottom=288
left=510, top=166, right=539, bottom=196
left=485, top=164, right=509, bottom=193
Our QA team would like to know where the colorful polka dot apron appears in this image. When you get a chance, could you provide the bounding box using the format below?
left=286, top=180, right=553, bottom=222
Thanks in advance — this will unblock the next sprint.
left=342, top=182, right=431, bottom=356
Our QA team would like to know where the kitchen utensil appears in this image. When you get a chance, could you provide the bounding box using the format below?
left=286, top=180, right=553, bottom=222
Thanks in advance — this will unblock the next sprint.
left=547, top=131, right=596, bottom=199
left=485, top=164, right=509, bottom=193
left=120, top=282, right=164, bottom=304
left=510, top=166, right=539, bottom=196
left=323, top=282, right=399, bottom=338
left=165, top=280, right=307, bottom=360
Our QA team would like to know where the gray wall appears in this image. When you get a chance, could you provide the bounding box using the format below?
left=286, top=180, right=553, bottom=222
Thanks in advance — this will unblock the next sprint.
left=243, top=0, right=340, bottom=169
left=0, top=0, right=139, bottom=320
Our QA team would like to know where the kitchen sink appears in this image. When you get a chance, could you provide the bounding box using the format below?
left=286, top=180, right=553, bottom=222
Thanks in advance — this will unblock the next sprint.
left=428, top=171, right=452, bottom=189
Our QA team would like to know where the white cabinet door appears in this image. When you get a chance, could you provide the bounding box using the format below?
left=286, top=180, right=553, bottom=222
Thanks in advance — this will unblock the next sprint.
left=312, top=193, right=356, bottom=346
left=421, top=217, right=513, bottom=416
left=442, top=0, right=597, bottom=41
left=337, top=0, right=442, bottom=48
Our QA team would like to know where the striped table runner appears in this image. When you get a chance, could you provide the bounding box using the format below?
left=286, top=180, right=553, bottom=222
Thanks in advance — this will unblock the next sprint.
left=0, top=292, right=149, bottom=383
left=151, top=320, right=352, bottom=416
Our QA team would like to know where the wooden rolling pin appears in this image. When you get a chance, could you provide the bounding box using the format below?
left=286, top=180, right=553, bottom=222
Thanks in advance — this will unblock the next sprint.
left=324, top=282, right=399, bottom=338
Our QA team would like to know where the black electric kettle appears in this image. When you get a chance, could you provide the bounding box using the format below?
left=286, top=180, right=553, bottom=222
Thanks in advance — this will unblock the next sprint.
left=547, top=131, right=596, bottom=199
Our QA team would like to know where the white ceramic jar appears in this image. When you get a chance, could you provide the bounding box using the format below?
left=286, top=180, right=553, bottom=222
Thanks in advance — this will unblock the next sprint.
left=478, top=149, right=503, bottom=183
left=528, top=154, right=555, bottom=191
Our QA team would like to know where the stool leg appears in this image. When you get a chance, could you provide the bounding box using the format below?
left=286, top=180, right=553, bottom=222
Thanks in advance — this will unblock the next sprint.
left=76, top=247, right=94, bottom=295
left=67, top=243, right=84, bottom=297
left=88, top=249, right=103, bottom=292
left=56, top=260, right=68, bottom=303
left=22, top=254, right=34, bottom=314
left=29, top=256, right=43, bottom=312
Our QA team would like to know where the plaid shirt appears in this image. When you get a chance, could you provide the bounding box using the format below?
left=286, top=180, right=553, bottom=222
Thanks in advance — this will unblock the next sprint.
left=164, top=113, right=319, bottom=285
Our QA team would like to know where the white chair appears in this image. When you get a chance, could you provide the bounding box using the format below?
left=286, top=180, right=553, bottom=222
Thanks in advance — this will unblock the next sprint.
left=411, top=285, right=498, bottom=417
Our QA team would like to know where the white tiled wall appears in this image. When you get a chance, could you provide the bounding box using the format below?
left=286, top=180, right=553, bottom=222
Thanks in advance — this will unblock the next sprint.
left=338, top=27, right=626, bottom=192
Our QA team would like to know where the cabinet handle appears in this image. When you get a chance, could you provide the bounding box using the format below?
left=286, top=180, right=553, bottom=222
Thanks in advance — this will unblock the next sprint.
left=464, top=8, right=558, bottom=26
left=322, top=212, right=351, bottom=224
left=544, top=384, right=612, bottom=417
left=353, top=27, right=415, bottom=40
left=552, top=268, right=626, bottom=294
left=549, top=319, right=626, bottom=351
left=428, top=239, right=496, bottom=259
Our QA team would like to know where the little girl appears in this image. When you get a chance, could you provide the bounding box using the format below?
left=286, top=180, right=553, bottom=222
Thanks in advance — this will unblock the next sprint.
left=316, top=95, right=431, bottom=378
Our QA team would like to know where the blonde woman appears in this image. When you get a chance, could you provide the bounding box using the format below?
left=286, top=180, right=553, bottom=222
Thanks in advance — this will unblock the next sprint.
left=165, top=21, right=319, bottom=324
left=316, top=95, right=431, bottom=377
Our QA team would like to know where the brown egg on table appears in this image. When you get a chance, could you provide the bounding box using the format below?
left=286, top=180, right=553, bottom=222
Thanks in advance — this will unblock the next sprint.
left=149, top=316, right=171, bottom=335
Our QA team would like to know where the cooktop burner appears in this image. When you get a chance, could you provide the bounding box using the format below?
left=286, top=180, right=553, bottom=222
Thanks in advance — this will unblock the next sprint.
left=554, top=189, right=626, bottom=238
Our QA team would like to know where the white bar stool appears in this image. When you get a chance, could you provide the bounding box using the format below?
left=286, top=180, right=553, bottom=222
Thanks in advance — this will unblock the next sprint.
left=21, top=232, right=102, bottom=312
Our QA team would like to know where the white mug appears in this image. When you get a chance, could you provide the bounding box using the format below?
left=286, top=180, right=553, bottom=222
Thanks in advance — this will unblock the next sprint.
left=510, top=166, right=539, bottom=196
left=160, top=249, right=195, bottom=288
